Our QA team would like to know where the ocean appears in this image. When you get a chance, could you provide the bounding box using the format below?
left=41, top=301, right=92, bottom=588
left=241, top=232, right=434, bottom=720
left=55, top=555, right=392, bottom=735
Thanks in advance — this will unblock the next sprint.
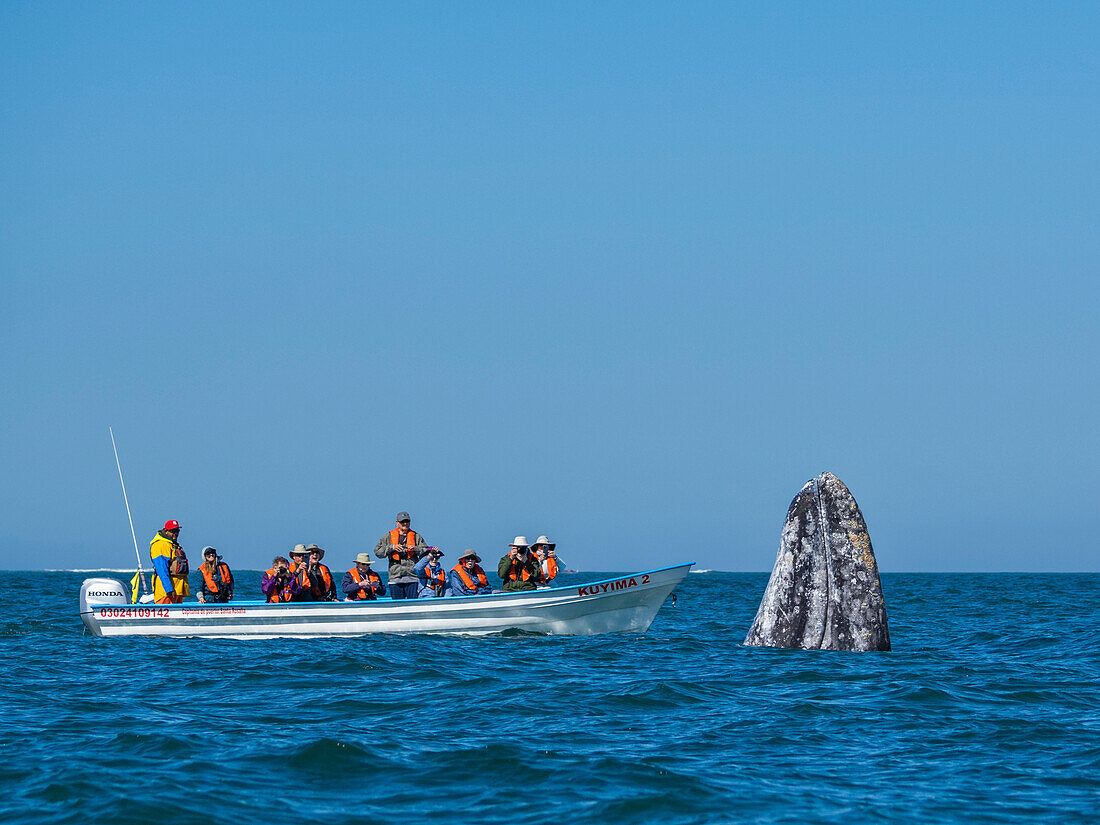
left=1, top=570, right=1097, bottom=824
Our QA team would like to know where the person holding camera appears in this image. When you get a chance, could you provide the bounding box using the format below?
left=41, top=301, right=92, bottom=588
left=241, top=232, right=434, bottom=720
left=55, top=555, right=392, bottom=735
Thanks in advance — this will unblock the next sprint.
left=298, top=544, right=338, bottom=601
left=413, top=547, right=451, bottom=598
left=374, top=511, right=429, bottom=600
left=342, top=553, right=386, bottom=601
left=261, top=555, right=301, bottom=603
left=531, top=536, right=563, bottom=587
left=288, top=544, right=309, bottom=574
left=498, top=536, right=541, bottom=592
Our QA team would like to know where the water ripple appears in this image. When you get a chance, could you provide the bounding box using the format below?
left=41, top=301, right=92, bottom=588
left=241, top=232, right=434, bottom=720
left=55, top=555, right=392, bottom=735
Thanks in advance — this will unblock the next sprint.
left=0, top=571, right=1097, bottom=824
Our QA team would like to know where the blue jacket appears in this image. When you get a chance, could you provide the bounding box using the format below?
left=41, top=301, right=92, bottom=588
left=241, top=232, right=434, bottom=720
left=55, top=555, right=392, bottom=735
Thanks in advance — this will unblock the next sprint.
left=449, top=563, right=494, bottom=596
left=413, top=556, right=452, bottom=598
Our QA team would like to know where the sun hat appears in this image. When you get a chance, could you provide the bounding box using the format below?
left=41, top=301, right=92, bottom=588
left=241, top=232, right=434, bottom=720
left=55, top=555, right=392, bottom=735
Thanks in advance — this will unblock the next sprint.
left=306, top=543, right=325, bottom=560
left=458, top=549, right=481, bottom=562
left=510, top=536, right=529, bottom=548
left=532, top=535, right=556, bottom=551
left=290, top=544, right=308, bottom=557
left=354, top=552, right=373, bottom=565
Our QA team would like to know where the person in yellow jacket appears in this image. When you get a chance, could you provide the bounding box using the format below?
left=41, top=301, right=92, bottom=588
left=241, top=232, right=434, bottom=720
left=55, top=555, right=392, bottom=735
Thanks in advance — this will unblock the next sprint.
left=150, top=519, right=190, bottom=604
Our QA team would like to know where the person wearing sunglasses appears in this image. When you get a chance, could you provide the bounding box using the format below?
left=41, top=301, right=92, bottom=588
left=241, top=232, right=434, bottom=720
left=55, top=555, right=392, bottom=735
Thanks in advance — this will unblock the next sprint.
left=196, top=546, right=234, bottom=603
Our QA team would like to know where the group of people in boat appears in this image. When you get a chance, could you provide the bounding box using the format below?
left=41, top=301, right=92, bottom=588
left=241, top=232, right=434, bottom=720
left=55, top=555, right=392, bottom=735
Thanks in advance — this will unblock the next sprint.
left=146, top=512, right=565, bottom=605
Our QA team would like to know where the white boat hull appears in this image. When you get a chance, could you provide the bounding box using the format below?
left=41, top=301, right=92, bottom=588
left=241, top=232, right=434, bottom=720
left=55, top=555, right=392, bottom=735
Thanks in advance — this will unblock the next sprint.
left=79, top=564, right=692, bottom=638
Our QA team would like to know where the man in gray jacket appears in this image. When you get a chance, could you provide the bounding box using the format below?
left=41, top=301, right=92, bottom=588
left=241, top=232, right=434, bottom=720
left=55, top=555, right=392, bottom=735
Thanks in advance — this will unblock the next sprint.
left=374, top=511, right=429, bottom=599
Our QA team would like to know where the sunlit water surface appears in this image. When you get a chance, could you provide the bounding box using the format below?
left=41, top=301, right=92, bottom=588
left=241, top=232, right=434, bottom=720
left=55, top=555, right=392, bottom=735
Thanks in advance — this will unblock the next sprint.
left=1, top=571, right=1097, bottom=824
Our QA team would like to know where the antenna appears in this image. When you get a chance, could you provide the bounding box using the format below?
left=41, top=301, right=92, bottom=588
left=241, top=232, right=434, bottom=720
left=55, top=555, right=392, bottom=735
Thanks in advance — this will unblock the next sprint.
left=109, top=427, right=148, bottom=596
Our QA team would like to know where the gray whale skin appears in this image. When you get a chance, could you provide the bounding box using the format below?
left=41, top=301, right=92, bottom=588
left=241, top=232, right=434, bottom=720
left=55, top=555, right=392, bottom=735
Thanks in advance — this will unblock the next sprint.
left=744, top=472, right=890, bottom=651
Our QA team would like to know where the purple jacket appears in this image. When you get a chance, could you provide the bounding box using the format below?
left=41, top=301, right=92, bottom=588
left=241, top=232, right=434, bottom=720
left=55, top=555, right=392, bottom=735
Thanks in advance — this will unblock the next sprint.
left=261, top=568, right=301, bottom=602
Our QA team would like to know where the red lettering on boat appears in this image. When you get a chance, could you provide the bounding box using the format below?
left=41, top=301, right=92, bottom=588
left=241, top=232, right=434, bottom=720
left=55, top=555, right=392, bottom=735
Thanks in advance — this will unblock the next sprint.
left=576, top=576, right=649, bottom=597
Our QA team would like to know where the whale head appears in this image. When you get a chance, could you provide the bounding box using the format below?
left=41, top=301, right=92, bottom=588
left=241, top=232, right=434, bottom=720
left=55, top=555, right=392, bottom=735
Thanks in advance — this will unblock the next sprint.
left=744, top=472, right=891, bottom=651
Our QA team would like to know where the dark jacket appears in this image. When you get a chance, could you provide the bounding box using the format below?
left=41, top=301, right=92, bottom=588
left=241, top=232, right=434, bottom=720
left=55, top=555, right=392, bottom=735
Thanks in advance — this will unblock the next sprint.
left=196, top=560, right=234, bottom=602
left=342, top=568, right=385, bottom=600
left=298, top=562, right=338, bottom=601
left=498, top=553, right=541, bottom=592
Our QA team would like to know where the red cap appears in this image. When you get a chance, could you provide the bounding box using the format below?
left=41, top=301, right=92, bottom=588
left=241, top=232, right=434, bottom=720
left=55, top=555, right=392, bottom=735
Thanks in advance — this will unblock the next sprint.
left=164, top=520, right=180, bottom=531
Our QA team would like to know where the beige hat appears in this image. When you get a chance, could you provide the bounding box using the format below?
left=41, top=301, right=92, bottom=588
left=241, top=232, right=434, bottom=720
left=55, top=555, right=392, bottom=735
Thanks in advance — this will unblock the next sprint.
left=458, top=548, right=481, bottom=562
left=306, top=543, right=325, bottom=560
left=290, top=544, right=308, bottom=557
left=510, top=536, right=529, bottom=547
left=532, top=535, right=556, bottom=551
left=354, top=552, right=373, bottom=565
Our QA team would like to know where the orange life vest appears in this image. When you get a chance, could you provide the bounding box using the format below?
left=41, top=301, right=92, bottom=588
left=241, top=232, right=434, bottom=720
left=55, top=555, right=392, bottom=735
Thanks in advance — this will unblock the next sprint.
left=346, top=566, right=382, bottom=600
left=421, top=563, right=447, bottom=590
left=199, top=561, right=232, bottom=596
left=302, top=563, right=334, bottom=599
left=505, top=557, right=534, bottom=583
left=264, top=567, right=296, bottom=603
left=541, top=556, right=559, bottom=582
left=388, top=528, right=419, bottom=560
left=453, top=562, right=489, bottom=593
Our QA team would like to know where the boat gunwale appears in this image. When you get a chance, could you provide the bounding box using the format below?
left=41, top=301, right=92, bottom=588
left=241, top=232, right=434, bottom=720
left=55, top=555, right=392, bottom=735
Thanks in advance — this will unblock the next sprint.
left=81, top=562, right=695, bottom=615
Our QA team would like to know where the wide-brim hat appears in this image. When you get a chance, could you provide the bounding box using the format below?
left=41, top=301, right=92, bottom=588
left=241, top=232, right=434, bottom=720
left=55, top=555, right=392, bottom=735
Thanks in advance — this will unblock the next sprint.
left=290, top=544, right=308, bottom=557
left=510, top=536, right=529, bottom=547
left=305, top=543, right=325, bottom=560
left=354, top=552, right=373, bottom=565
left=458, top=548, right=481, bottom=562
left=532, top=535, right=556, bottom=551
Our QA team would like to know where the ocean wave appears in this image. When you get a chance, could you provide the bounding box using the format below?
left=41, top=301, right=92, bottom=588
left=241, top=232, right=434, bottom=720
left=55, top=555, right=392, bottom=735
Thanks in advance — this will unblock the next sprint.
left=0, top=572, right=1097, bottom=824
left=44, top=568, right=137, bottom=573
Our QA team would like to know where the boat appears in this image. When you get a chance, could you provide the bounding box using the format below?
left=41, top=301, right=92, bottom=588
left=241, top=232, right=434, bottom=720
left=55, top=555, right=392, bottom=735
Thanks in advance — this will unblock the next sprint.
left=78, top=563, right=692, bottom=638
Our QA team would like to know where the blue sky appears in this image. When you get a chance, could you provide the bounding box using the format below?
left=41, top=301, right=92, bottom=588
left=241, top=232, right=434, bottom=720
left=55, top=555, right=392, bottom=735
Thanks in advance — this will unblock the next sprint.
left=2, top=3, right=1097, bottom=572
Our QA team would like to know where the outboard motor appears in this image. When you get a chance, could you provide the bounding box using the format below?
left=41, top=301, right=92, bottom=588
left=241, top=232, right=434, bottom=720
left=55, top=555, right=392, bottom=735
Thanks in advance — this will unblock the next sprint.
left=79, top=578, right=129, bottom=632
